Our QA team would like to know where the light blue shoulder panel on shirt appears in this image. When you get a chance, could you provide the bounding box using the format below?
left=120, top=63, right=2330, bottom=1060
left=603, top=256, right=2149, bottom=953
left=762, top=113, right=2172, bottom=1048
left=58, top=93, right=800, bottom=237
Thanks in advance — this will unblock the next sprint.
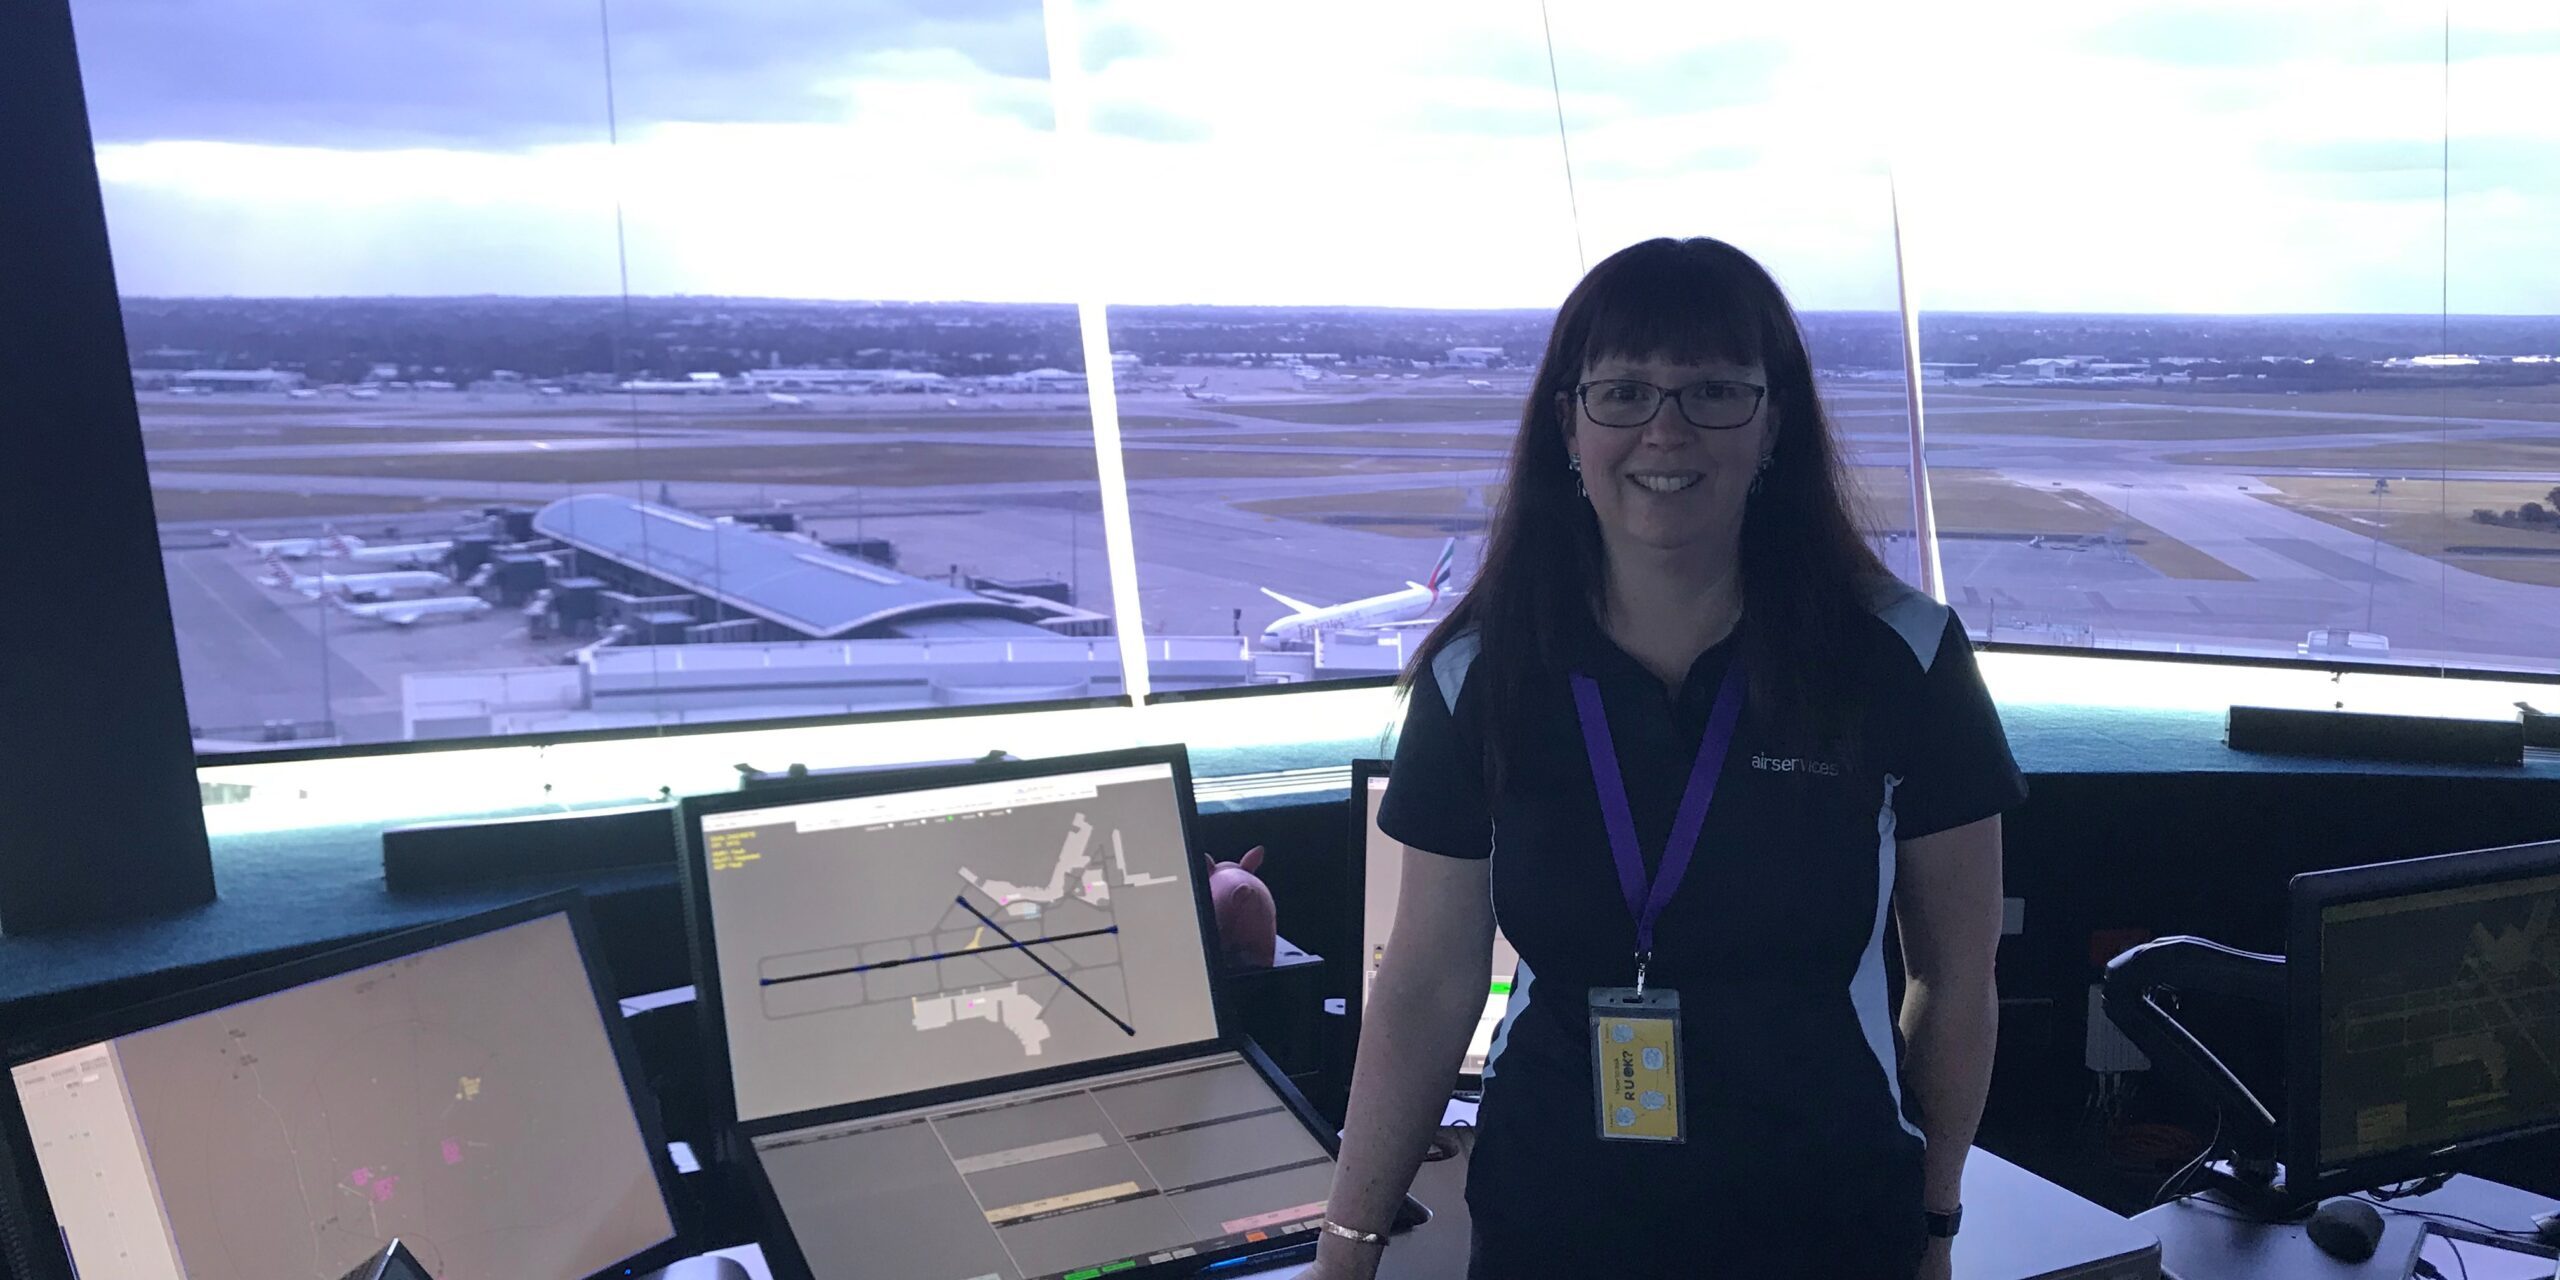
left=1431, top=628, right=1482, bottom=715
left=1863, top=577, right=1950, bottom=674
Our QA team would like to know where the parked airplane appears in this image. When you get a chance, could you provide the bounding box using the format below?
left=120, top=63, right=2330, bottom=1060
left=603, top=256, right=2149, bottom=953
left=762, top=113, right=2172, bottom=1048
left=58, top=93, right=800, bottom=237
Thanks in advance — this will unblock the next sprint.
left=330, top=594, right=492, bottom=627
left=1465, top=379, right=1497, bottom=391
left=261, top=553, right=451, bottom=600
left=1259, top=538, right=1459, bottom=648
left=763, top=392, right=810, bottom=410
left=1182, top=379, right=1229, bottom=404
left=222, top=528, right=334, bottom=560
left=326, top=534, right=454, bottom=568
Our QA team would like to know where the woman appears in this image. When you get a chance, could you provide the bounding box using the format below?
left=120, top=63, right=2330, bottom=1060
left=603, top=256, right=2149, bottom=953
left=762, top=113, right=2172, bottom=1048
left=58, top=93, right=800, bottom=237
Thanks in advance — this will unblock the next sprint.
left=1307, top=238, right=2023, bottom=1279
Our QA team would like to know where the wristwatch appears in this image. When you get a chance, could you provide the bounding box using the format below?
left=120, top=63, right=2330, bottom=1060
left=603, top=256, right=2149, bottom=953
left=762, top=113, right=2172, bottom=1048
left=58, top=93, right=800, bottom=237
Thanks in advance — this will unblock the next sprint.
left=1923, top=1206, right=1963, bottom=1239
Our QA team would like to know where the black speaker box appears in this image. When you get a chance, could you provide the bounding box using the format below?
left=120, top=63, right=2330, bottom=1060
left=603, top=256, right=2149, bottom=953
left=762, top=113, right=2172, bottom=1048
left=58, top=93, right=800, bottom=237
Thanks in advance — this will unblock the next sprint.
left=382, top=804, right=676, bottom=892
left=2224, top=705, right=2524, bottom=767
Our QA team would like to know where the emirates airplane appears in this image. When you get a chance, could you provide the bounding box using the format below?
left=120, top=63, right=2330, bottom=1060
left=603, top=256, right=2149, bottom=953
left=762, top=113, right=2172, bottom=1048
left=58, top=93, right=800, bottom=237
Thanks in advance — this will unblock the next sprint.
left=1259, top=538, right=1459, bottom=648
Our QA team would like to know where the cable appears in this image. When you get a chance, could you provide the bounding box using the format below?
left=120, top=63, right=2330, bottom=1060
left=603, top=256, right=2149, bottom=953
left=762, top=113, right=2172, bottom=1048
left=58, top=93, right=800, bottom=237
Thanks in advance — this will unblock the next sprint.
left=2352, top=1195, right=2542, bottom=1242
left=2150, top=1110, right=2223, bottom=1208
left=2374, top=1173, right=2456, bottom=1203
left=1534, top=0, right=1586, bottom=274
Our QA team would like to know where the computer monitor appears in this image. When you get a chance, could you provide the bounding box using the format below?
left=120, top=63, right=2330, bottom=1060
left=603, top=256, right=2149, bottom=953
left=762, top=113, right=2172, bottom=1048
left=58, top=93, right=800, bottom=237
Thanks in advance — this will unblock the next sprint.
left=679, top=748, right=1229, bottom=1128
left=0, top=894, right=685, bottom=1280
left=681, top=749, right=1370, bottom=1280
left=1351, top=760, right=1517, bottom=1084
left=2285, top=839, right=2560, bottom=1199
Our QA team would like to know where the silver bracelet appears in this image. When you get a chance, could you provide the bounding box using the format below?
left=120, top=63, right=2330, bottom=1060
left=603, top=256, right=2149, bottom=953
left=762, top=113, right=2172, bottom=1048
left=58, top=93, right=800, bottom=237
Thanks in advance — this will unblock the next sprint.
left=1320, top=1220, right=1387, bottom=1248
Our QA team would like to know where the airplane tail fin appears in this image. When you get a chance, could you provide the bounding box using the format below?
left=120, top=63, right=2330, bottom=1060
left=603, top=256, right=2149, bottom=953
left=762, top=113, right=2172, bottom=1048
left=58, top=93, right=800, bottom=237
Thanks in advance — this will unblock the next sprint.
left=1424, top=537, right=1457, bottom=599
left=1259, top=586, right=1319, bottom=615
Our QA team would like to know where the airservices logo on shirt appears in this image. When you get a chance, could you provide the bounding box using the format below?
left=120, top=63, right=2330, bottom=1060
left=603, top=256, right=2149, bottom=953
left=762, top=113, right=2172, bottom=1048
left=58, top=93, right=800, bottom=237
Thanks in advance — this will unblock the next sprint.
left=1750, top=754, right=1841, bottom=777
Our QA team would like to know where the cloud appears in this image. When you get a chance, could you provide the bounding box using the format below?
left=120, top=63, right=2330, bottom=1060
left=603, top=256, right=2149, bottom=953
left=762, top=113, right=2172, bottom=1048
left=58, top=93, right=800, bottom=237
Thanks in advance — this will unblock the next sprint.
left=2086, top=3, right=2560, bottom=67
left=1090, top=100, right=1207, bottom=143
left=2263, top=136, right=2560, bottom=199
left=1078, top=18, right=1164, bottom=71
left=2265, top=139, right=2441, bottom=174
left=69, top=0, right=1050, bottom=148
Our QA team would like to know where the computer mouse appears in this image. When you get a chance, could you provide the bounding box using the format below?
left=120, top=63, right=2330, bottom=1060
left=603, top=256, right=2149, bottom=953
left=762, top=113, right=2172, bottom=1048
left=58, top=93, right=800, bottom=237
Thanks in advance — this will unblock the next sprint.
left=2305, top=1198, right=2384, bottom=1263
left=645, top=1257, right=750, bottom=1280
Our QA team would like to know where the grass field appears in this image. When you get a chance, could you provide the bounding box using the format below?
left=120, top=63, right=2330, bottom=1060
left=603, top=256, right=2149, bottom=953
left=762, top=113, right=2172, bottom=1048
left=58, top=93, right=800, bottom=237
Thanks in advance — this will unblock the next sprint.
left=2163, top=438, right=2560, bottom=473
left=1989, top=383, right=2560, bottom=423
left=646, top=412, right=1111, bottom=434
left=2254, top=476, right=2560, bottom=587
left=159, top=439, right=1485, bottom=489
left=1235, top=466, right=2242, bottom=577
left=136, top=399, right=355, bottom=417
left=1237, top=484, right=1495, bottom=537
left=141, top=423, right=632, bottom=447
left=1884, top=468, right=2247, bottom=580
left=1156, top=430, right=1513, bottom=452
left=150, top=488, right=491, bottom=522
left=1923, top=407, right=2439, bottom=441
left=1216, top=397, right=1527, bottom=426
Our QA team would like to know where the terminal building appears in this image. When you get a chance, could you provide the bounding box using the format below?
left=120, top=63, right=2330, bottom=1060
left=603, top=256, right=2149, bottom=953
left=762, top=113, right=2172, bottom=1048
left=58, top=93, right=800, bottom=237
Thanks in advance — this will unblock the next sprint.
left=402, top=494, right=1405, bottom=740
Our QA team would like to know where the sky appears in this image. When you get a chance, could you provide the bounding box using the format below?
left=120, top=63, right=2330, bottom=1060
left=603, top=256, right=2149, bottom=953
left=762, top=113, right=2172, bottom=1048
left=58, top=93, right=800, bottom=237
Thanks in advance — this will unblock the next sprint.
left=72, top=0, right=2560, bottom=313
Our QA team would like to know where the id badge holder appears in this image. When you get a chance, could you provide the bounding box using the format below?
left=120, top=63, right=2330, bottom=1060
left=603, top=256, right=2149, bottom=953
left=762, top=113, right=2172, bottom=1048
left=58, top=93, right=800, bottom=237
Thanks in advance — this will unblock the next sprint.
left=1589, top=986, right=1683, bottom=1143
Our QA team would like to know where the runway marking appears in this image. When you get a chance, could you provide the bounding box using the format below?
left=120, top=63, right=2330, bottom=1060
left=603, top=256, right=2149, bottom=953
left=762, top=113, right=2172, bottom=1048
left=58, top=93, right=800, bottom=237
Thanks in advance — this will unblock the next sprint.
left=177, top=554, right=292, bottom=665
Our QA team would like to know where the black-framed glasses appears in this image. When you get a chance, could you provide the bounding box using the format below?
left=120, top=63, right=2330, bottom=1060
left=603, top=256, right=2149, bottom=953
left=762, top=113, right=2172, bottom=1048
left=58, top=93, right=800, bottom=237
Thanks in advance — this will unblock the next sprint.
left=1571, top=378, right=1766, bottom=430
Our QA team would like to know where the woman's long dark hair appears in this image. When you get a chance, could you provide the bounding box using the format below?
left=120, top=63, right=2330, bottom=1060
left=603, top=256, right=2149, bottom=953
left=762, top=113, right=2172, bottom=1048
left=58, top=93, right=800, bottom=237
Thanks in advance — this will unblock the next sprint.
left=1406, top=236, right=1886, bottom=783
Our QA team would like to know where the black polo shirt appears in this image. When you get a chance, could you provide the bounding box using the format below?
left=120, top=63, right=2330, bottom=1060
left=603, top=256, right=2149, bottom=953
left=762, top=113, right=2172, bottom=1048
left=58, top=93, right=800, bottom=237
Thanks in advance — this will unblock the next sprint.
left=1377, top=580, right=2025, bottom=1275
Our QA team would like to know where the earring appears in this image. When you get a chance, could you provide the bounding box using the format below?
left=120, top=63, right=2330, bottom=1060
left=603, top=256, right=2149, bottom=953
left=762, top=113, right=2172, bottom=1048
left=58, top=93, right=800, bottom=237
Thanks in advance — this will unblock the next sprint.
left=1568, top=453, right=1585, bottom=498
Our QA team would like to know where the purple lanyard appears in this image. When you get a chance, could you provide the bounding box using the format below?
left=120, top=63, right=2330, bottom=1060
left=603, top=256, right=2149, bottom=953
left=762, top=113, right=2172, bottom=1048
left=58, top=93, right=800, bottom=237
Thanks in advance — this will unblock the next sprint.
left=1569, top=659, right=1747, bottom=989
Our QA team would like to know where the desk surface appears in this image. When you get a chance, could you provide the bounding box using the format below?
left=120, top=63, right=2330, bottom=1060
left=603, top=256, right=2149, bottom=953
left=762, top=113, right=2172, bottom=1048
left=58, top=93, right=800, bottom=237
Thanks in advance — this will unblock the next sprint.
left=2136, top=1175, right=2560, bottom=1280
left=692, top=1142, right=2158, bottom=1280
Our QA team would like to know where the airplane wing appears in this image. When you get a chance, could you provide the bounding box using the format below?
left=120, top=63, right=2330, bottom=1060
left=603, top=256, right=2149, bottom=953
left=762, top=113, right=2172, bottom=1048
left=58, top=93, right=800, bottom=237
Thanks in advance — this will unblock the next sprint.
left=1258, top=586, right=1321, bottom=614
left=1371, top=617, right=1443, bottom=631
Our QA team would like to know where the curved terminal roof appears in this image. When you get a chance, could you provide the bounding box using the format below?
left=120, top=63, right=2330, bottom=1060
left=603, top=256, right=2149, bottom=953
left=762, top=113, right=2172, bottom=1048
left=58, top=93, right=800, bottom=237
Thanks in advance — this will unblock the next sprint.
left=533, top=494, right=1042, bottom=639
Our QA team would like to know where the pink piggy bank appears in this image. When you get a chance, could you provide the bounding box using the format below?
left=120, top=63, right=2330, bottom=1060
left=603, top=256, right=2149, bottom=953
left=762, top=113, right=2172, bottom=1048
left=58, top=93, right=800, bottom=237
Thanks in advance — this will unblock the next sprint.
left=1206, top=845, right=1277, bottom=969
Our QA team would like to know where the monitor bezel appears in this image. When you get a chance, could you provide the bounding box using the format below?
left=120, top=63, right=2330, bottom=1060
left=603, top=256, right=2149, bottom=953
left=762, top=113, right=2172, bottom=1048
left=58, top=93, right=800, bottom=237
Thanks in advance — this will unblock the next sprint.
left=2283, top=838, right=2560, bottom=1200
left=1345, top=758, right=1390, bottom=1090
left=739, top=1039, right=1336, bottom=1280
left=0, top=891, right=691, bottom=1280
left=1348, top=757, right=1506, bottom=1094
left=674, top=744, right=1237, bottom=1142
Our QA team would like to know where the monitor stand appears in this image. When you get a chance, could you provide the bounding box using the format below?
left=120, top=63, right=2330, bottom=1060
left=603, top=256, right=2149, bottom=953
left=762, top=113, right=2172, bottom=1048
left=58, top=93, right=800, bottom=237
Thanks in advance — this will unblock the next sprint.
left=2194, top=1159, right=2314, bottom=1221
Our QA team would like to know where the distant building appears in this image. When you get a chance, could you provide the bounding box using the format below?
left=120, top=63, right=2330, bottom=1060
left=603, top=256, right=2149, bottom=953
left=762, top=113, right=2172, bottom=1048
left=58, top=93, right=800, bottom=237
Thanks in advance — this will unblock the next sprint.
left=176, top=369, right=304, bottom=393
left=1110, top=352, right=1142, bottom=374
left=2014, top=358, right=2076, bottom=380
left=1447, top=346, right=1505, bottom=368
left=531, top=494, right=1067, bottom=644
left=993, top=367, right=1086, bottom=393
left=744, top=368, right=917, bottom=391
left=616, top=379, right=726, bottom=395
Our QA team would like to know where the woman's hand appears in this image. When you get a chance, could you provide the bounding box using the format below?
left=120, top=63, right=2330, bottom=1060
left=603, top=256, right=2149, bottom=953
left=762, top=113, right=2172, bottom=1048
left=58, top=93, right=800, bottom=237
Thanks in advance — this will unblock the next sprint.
left=1913, top=1237, right=1953, bottom=1280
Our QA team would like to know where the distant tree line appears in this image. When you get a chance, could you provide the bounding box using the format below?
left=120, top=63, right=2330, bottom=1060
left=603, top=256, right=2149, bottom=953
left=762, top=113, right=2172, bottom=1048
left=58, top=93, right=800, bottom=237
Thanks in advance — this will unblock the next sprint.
left=2473, top=486, right=2560, bottom=530
left=113, top=297, right=2560, bottom=388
